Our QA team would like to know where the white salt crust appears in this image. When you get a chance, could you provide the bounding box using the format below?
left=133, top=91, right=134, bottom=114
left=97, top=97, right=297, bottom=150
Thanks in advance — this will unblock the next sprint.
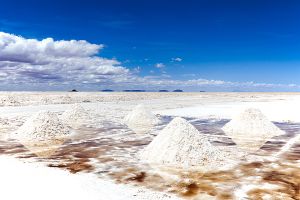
left=61, top=103, right=91, bottom=128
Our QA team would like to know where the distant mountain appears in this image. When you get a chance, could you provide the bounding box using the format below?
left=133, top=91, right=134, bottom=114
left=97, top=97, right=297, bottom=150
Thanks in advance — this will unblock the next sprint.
left=123, top=90, right=146, bottom=92
left=173, top=89, right=183, bottom=92
left=101, top=89, right=114, bottom=92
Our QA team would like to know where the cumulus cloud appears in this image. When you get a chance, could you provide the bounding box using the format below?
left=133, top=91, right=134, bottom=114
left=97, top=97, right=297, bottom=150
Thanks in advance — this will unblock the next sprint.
left=155, top=63, right=165, bottom=69
left=0, top=32, right=129, bottom=87
left=171, top=57, right=182, bottom=62
left=120, top=76, right=300, bottom=92
left=0, top=32, right=298, bottom=91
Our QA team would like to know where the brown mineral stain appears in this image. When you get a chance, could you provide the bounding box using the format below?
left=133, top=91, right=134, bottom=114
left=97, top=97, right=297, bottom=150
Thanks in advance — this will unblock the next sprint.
left=126, top=172, right=147, bottom=182
left=217, top=192, right=233, bottom=200
left=263, top=170, right=300, bottom=199
left=0, top=122, right=299, bottom=199
left=48, top=159, right=94, bottom=174
left=181, top=183, right=199, bottom=197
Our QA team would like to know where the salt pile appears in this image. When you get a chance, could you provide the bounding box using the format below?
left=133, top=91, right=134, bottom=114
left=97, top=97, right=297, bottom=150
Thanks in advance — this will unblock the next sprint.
left=140, top=117, right=227, bottom=169
left=13, top=111, right=70, bottom=157
left=124, top=104, right=161, bottom=134
left=222, top=108, right=284, bottom=152
left=61, top=104, right=91, bottom=128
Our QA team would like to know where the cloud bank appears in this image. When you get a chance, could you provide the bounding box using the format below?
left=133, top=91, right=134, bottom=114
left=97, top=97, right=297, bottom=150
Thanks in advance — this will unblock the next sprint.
left=0, top=32, right=129, bottom=87
left=0, top=32, right=298, bottom=91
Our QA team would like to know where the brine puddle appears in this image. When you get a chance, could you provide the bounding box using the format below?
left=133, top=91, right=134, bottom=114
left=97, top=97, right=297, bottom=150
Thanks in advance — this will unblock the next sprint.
left=0, top=117, right=299, bottom=199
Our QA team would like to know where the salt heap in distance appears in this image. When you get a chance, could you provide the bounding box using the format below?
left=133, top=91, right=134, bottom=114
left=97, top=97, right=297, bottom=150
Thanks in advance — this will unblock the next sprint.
left=222, top=108, right=284, bottom=152
left=140, top=117, right=227, bottom=169
left=124, top=104, right=161, bottom=134
left=13, top=111, right=70, bottom=157
left=61, top=103, right=91, bottom=128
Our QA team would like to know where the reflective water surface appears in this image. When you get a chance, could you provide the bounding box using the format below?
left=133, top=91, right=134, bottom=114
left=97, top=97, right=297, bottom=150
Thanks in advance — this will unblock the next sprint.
left=0, top=117, right=299, bottom=199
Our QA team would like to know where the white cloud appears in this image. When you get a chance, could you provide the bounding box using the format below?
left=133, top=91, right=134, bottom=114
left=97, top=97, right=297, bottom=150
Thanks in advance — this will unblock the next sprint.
left=132, top=66, right=141, bottom=73
left=0, top=32, right=298, bottom=91
left=171, top=57, right=182, bottom=62
left=155, top=63, right=165, bottom=69
left=0, top=32, right=129, bottom=87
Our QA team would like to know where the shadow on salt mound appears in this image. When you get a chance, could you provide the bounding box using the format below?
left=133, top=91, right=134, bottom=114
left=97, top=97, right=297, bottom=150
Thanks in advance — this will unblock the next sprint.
left=61, top=103, right=92, bottom=129
left=124, top=104, right=161, bottom=134
left=222, top=108, right=285, bottom=152
left=11, top=111, right=70, bottom=157
left=139, top=117, right=233, bottom=171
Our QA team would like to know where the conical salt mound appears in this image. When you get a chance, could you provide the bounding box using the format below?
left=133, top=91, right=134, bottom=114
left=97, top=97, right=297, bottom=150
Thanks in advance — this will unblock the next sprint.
left=61, top=104, right=91, bottom=128
left=222, top=108, right=284, bottom=152
left=140, top=117, right=227, bottom=168
left=124, top=104, right=161, bottom=134
left=13, top=111, right=70, bottom=157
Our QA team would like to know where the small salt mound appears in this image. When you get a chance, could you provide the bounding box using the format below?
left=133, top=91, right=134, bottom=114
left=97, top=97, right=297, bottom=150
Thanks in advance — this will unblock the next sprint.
left=222, top=108, right=284, bottom=152
left=124, top=104, right=161, bottom=134
left=140, top=117, right=227, bottom=169
left=61, top=104, right=91, bottom=128
left=13, top=111, right=69, bottom=157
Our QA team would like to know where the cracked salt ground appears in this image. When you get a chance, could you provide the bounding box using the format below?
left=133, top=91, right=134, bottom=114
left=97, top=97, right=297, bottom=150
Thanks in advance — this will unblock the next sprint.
left=0, top=116, right=299, bottom=199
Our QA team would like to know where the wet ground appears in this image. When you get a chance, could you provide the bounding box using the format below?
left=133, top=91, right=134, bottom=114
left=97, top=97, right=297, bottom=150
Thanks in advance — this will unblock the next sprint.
left=0, top=116, right=299, bottom=199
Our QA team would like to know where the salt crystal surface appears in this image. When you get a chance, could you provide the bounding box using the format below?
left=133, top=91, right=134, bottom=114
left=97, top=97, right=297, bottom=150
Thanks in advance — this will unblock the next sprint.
left=222, top=108, right=284, bottom=152
left=0, top=95, right=20, bottom=106
left=140, top=117, right=228, bottom=169
left=61, top=103, right=91, bottom=128
left=124, top=104, right=161, bottom=134
left=0, top=117, right=9, bottom=126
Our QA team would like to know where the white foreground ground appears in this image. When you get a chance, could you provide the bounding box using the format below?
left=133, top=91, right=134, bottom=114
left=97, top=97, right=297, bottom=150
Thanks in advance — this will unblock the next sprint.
left=0, top=92, right=299, bottom=200
left=0, top=155, right=181, bottom=200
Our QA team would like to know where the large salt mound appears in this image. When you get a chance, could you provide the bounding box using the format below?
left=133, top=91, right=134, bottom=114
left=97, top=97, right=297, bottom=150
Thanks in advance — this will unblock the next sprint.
left=61, top=104, right=91, bottom=128
left=222, top=108, right=284, bottom=152
left=124, top=104, right=161, bottom=134
left=140, top=117, right=227, bottom=168
left=13, top=111, right=69, bottom=157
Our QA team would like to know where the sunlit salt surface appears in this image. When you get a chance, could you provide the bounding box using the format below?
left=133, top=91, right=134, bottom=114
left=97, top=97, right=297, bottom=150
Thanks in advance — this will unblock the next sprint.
left=0, top=116, right=299, bottom=199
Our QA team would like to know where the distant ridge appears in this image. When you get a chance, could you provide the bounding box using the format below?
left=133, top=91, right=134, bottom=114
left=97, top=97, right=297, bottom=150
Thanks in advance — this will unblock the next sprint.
left=173, top=89, right=183, bottom=92
left=123, top=90, right=146, bottom=92
left=101, top=89, right=114, bottom=92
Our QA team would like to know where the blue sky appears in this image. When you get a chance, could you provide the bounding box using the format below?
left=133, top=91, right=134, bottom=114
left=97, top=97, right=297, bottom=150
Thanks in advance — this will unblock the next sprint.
left=0, top=0, right=299, bottom=91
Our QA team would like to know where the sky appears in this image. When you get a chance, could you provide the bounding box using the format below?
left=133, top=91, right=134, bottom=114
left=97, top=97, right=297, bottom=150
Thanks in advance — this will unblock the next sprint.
left=0, top=0, right=299, bottom=91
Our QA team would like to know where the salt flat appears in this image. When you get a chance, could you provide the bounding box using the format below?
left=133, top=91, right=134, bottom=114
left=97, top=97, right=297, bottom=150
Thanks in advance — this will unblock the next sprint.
left=0, top=92, right=299, bottom=200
